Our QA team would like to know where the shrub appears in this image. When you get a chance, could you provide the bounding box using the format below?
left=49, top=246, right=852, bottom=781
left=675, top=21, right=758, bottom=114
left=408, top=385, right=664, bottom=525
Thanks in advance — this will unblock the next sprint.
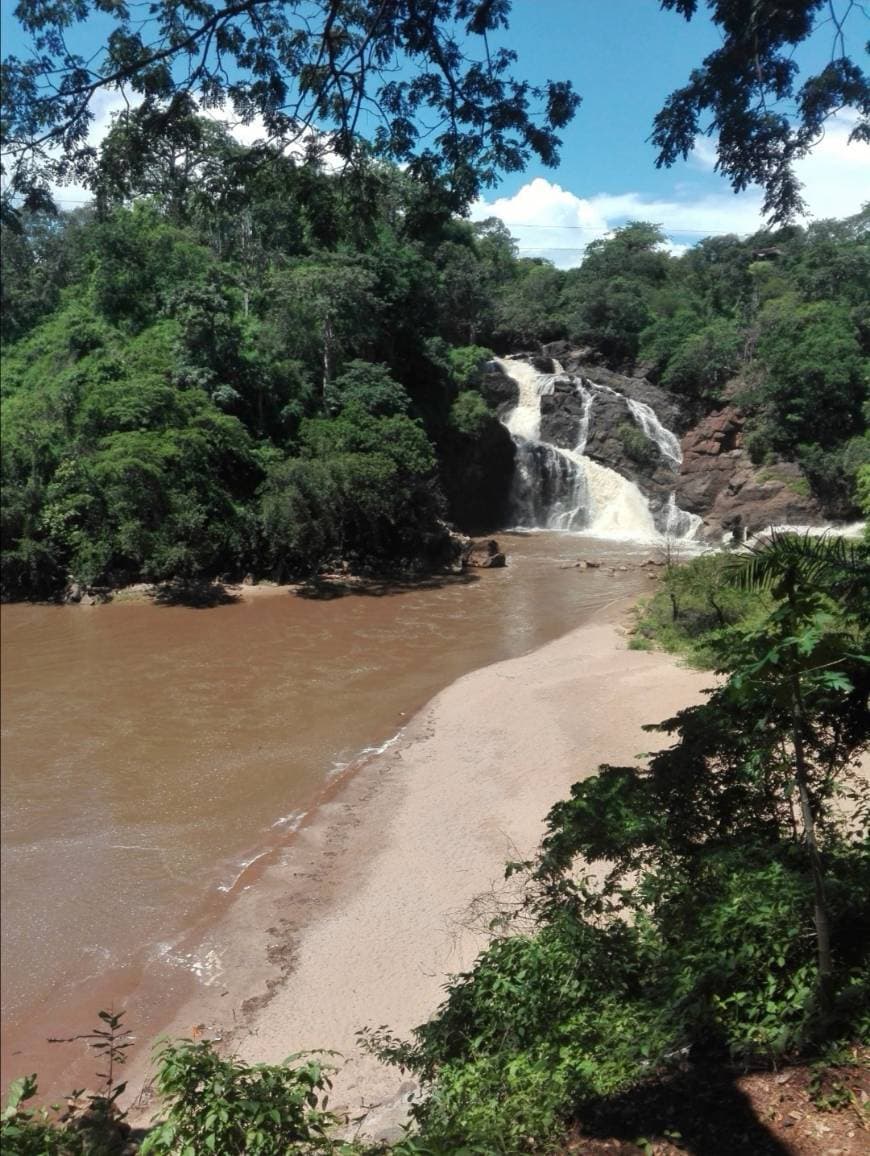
left=617, top=421, right=659, bottom=469
left=140, top=1042, right=338, bottom=1156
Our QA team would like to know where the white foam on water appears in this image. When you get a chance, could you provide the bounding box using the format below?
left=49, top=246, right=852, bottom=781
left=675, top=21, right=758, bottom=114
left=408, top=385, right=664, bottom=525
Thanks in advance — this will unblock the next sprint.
left=271, top=809, right=307, bottom=832
left=749, top=521, right=866, bottom=541
left=159, top=945, right=226, bottom=986
left=216, top=849, right=271, bottom=893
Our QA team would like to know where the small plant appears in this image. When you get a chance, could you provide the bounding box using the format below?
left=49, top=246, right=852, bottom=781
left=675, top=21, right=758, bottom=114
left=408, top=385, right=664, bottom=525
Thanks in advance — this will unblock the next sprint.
left=2, top=1010, right=134, bottom=1155
left=808, top=1048, right=868, bottom=1116
left=1, top=1075, right=65, bottom=1155
left=140, top=1040, right=340, bottom=1155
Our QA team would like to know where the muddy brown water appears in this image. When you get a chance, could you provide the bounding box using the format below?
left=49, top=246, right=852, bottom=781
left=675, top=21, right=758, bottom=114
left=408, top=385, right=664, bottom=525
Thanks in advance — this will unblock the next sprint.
left=1, top=533, right=657, bottom=1097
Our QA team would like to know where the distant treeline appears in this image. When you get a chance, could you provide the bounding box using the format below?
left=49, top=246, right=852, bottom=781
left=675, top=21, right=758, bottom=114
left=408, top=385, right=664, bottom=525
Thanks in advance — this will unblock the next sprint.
left=2, top=112, right=868, bottom=597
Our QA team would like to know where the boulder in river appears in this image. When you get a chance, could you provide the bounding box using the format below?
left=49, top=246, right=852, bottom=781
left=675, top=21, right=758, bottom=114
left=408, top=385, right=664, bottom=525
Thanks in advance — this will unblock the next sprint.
left=463, top=539, right=507, bottom=568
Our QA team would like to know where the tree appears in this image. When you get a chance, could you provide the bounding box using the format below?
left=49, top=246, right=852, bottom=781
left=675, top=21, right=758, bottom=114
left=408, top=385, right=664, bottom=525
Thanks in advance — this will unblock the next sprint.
left=4, top=3, right=867, bottom=223
left=270, top=255, right=380, bottom=393
left=729, top=531, right=870, bottom=1010
left=654, top=0, right=869, bottom=221
left=1, top=0, right=579, bottom=210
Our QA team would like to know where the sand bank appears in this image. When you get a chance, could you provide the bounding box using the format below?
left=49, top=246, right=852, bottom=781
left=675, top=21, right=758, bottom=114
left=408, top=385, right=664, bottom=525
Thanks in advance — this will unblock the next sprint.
left=129, top=609, right=711, bottom=1136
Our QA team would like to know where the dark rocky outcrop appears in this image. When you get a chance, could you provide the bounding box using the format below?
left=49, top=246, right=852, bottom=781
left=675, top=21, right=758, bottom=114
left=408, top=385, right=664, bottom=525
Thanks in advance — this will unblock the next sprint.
left=676, top=407, right=822, bottom=539
left=479, top=360, right=518, bottom=417
left=463, top=539, right=507, bottom=568
left=439, top=414, right=516, bottom=535
left=539, top=375, right=588, bottom=448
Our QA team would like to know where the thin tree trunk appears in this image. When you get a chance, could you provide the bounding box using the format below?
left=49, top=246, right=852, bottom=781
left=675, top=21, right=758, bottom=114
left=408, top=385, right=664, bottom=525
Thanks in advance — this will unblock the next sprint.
left=323, top=313, right=335, bottom=397
left=790, top=674, right=834, bottom=1014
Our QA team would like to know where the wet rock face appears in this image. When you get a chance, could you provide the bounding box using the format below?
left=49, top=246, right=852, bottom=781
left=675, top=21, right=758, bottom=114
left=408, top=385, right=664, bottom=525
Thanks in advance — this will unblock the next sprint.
left=676, top=407, right=822, bottom=538
left=539, top=377, right=588, bottom=448
left=479, top=361, right=518, bottom=416
left=537, top=365, right=683, bottom=532
left=440, top=412, right=516, bottom=535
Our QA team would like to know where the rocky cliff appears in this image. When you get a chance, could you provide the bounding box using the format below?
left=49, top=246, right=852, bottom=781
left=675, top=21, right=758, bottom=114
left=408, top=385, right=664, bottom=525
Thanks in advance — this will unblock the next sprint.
left=675, top=406, right=821, bottom=539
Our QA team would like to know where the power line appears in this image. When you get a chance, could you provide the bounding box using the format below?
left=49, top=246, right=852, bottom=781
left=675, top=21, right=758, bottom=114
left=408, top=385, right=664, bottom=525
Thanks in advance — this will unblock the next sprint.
left=489, top=220, right=751, bottom=237
left=40, top=198, right=752, bottom=241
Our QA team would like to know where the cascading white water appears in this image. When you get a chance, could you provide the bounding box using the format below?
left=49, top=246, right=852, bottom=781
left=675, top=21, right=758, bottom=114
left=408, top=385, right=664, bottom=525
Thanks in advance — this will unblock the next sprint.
left=626, top=399, right=683, bottom=466
left=497, top=357, right=660, bottom=540
left=663, top=493, right=703, bottom=539
left=501, top=357, right=561, bottom=441
left=496, top=356, right=704, bottom=542
left=574, top=381, right=595, bottom=455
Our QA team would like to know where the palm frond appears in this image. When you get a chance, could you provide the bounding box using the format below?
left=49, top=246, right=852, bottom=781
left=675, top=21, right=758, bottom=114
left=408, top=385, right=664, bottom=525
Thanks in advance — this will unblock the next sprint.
left=729, top=530, right=870, bottom=609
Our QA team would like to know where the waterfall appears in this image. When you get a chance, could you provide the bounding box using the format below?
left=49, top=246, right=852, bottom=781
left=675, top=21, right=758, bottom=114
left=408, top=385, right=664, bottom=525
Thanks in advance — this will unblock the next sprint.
left=663, top=493, right=703, bottom=540
left=626, top=399, right=682, bottom=466
left=574, top=381, right=595, bottom=454
left=496, top=356, right=699, bottom=542
left=501, top=357, right=561, bottom=442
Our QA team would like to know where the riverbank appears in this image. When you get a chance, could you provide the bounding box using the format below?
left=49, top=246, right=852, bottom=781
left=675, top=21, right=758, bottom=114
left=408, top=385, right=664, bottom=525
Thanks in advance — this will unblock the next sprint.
left=126, top=600, right=712, bottom=1139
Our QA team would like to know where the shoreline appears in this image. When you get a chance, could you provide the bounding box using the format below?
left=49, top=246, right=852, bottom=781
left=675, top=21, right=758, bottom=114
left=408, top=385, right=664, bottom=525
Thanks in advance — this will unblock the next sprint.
left=125, top=597, right=712, bottom=1139
left=3, top=540, right=666, bottom=1105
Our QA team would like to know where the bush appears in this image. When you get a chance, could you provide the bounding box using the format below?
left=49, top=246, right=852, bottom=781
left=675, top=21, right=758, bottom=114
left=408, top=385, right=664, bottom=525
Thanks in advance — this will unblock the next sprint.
left=631, top=552, right=771, bottom=666
left=140, top=1042, right=338, bottom=1156
left=449, top=391, right=490, bottom=437
left=661, top=319, right=742, bottom=403
left=617, top=421, right=659, bottom=469
left=446, top=345, right=494, bottom=390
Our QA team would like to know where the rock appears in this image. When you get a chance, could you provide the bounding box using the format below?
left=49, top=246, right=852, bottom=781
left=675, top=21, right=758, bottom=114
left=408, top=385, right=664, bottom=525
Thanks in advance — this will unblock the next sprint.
left=463, top=539, right=507, bottom=568
left=675, top=406, right=822, bottom=539
left=440, top=413, right=516, bottom=534
left=479, top=361, right=518, bottom=415
left=585, top=560, right=601, bottom=568
left=540, top=339, right=573, bottom=361
left=535, top=355, right=687, bottom=534
left=340, top=1082, right=419, bottom=1144
left=64, top=581, right=83, bottom=604
left=531, top=353, right=556, bottom=373
left=539, top=386, right=588, bottom=448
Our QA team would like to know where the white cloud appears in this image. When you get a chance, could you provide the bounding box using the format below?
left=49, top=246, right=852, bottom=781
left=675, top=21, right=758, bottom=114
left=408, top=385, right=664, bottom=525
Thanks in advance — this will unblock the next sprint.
left=789, top=111, right=870, bottom=220
left=471, top=112, right=869, bottom=268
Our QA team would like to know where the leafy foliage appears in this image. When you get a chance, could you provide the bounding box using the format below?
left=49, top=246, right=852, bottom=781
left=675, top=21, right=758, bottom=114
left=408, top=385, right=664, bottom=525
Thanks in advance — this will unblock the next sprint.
left=365, top=535, right=870, bottom=1151
left=653, top=1, right=870, bottom=222
left=140, top=1042, right=339, bottom=1156
left=1, top=1, right=580, bottom=210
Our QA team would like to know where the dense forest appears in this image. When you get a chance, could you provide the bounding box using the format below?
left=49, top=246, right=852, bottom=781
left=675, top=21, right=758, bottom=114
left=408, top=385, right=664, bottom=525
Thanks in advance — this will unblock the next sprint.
left=1, top=107, right=868, bottom=600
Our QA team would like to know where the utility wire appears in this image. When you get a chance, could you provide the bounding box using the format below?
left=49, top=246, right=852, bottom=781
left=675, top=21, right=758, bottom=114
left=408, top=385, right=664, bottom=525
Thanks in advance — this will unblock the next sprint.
left=45, top=197, right=754, bottom=238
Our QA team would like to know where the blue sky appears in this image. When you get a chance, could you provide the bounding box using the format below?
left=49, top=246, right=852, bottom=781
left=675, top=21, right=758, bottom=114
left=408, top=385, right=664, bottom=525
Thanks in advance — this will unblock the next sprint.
left=4, top=1, right=867, bottom=263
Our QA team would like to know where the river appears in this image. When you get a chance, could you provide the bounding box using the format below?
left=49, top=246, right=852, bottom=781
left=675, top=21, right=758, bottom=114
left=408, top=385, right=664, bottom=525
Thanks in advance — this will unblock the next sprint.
left=1, top=533, right=657, bottom=1097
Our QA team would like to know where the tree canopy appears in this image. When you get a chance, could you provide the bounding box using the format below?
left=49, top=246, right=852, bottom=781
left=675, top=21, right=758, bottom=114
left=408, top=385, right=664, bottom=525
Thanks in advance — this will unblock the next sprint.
left=2, top=1, right=867, bottom=220
left=654, top=0, right=869, bottom=221
left=0, top=0, right=580, bottom=212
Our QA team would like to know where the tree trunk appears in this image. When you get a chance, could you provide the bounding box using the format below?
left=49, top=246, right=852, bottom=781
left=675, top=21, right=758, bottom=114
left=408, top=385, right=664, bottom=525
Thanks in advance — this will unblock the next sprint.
left=790, top=675, right=834, bottom=1014
left=322, top=313, right=335, bottom=397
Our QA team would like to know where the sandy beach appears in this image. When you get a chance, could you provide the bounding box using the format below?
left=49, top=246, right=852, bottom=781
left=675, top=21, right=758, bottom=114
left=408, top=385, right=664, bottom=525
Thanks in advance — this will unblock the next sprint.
left=124, top=600, right=711, bottom=1138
